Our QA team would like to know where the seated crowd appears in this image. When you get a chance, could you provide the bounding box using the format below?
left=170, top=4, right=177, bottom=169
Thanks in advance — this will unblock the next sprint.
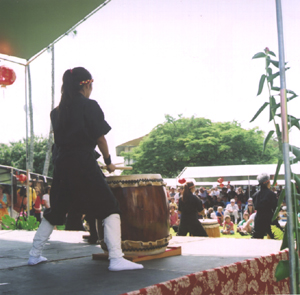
left=166, top=183, right=285, bottom=237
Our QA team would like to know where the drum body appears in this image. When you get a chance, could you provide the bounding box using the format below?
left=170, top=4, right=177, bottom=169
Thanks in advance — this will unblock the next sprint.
left=99, top=174, right=171, bottom=256
left=199, top=219, right=220, bottom=237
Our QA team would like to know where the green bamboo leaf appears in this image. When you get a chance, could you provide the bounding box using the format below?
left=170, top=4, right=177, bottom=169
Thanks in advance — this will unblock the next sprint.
left=267, top=71, right=280, bottom=82
left=286, top=89, right=296, bottom=95
left=287, top=94, right=298, bottom=102
left=269, top=96, right=277, bottom=122
left=280, top=223, right=289, bottom=251
left=269, top=51, right=276, bottom=57
left=271, top=86, right=280, bottom=91
left=270, top=59, right=279, bottom=68
left=275, top=123, right=282, bottom=141
left=263, top=130, right=274, bottom=153
left=257, top=74, right=266, bottom=96
left=252, top=52, right=266, bottom=59
left=273, top=158, right=283, bottom=187
left=250, top=102, right=269, bottom=122
left=266, top=56, right=271, bottom=68
left=290, top=156, right=300, bottom=165
left=290, top=145, right=300, bottom=158
left=272, top=185, right=285, bottom=222
left=275, top=260, right=289, bottom=281
left=291, top=173, right=300, bottom=188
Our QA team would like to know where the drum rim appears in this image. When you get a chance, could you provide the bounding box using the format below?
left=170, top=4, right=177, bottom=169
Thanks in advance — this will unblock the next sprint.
left=199, top=219, right=219, bottom=225
left=106, top=174, right=162, bottom=181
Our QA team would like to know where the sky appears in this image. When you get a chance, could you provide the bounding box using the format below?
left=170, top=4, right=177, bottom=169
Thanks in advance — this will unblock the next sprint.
left=0, top=0, right=300, bottom=165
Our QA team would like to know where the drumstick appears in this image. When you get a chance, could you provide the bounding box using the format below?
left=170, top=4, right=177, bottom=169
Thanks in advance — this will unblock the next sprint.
left=100, top=165, right=133, bottom=170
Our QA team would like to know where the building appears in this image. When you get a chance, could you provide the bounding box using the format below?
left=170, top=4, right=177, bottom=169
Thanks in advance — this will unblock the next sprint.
left=116, top=135, right=147, bottom=165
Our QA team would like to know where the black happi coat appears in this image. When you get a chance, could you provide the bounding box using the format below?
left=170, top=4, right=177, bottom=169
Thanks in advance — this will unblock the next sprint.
left=252, top=186, right=278, bottom=238
left=44, top=94, right=120, bottom=225
left=178, top=192, right=207, bottom=237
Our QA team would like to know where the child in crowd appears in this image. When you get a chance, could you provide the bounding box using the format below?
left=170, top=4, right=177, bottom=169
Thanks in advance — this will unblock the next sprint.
left=237, top=211, right=250, bottom=235
left=221, top=215, right=234, bottom=235
left=206, top=207, right=214, bottom=219
left=170, top=205, right=179, bottom=233
left=216, top=206, right=224, bottom=225
left=169, top=197, right=178, bottom=210
left=279, top=206, right=287, bottom=222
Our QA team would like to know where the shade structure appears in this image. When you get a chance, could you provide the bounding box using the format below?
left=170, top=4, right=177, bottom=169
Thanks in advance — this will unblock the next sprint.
left=0, top=0, right=108, bottom=62
left=178, top=164, right=300, bottom=184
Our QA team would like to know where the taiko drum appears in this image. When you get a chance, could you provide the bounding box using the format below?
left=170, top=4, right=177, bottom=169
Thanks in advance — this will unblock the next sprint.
left=199, top=219, right=220, bottom=237
left=99, top=174, right=172, bottom=256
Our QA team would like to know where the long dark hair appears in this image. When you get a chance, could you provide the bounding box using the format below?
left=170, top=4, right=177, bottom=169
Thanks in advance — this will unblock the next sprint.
left=57, top=67, right=92, bottom=129
left=182, top=182, right=195, bottom=202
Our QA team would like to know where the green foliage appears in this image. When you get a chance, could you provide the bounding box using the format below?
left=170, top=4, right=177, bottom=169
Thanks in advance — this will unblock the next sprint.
left=0, top=136, right=54, bottom=177
left=2, top=214, right=18, bottom=230
left=1, top=214, right=39, bottom=230
left=121, top=116, right=279, bottom=178
left=252, top=48, right=300, bottom=289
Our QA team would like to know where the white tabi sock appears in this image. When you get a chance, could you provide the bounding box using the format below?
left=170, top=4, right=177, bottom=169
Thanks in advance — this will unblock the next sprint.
left=103, top=214, right=144, bottom=271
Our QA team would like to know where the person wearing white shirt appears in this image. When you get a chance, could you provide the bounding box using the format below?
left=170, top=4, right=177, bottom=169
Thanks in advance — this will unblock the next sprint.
left=224, top=198, right=239, bottom=224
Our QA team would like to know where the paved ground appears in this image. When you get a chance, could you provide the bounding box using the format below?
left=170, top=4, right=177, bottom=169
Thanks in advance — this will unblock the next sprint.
left=0, top=230, right=282, bottom=295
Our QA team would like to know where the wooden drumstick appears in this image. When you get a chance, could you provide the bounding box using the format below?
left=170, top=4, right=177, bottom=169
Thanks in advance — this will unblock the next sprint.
left=100, top=165, right=133, bottom=170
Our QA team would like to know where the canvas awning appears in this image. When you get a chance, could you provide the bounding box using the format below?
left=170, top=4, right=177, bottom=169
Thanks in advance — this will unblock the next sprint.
left=0, top=0, right=109, bottom=63
left=178, top=164, right=300, bottom=184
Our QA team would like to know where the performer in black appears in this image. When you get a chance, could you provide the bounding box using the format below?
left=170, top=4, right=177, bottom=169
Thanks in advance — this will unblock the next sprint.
left=28, top=67, right=143, bottom=271
left=177, top=182, right=208, bottom=237
left=252, top=173, right=278, bottom=239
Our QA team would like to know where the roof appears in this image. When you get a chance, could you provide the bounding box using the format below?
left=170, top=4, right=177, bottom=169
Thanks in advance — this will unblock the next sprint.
left=0, top=0, right=108, bottom=62
left=116, top=135, right=147, bottom=156
left=0, top=164, right=52, bottom=185
left=178, top=164, right=300, bottom=183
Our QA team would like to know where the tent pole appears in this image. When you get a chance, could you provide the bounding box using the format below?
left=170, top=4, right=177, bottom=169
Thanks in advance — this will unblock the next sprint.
left=25, top=65, right=30, bottom=217
left=275, top=0, right=297, bottom=292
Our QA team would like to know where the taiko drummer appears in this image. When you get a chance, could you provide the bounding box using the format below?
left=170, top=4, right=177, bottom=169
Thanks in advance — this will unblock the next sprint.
left=28, top=67, right=143, bottom=271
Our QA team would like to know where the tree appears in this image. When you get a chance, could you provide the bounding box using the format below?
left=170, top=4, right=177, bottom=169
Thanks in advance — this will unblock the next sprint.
left=121, top=115, right=280, bottom=178
left=0, top=136, right=54, bottom=177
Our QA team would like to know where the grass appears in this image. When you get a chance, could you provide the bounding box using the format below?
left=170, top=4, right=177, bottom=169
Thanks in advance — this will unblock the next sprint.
left=170, top=224, right=251, bottom=239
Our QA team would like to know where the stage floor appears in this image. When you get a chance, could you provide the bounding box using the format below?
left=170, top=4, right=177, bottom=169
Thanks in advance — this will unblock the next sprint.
left=0, top=230, right=282, bottom=295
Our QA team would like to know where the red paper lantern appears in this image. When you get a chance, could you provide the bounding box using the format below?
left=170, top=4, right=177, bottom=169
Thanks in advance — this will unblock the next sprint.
left=217, top=177, right=224, bottom=183
left=220, top=183, right=224, bottom=188
left=0, top=66, right=16, bottom=88
left=18, top=174, right=27, bottom=183
left=178, top=178, right=186, bottom=184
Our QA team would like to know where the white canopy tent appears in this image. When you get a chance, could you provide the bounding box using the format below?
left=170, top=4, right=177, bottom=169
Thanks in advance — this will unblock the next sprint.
left=178, top=164, right=300, bottom=184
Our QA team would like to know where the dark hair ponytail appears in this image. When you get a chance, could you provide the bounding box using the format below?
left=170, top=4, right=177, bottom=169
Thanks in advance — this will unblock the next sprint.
left=182, top=181, right=195, bottom=202
left=58, top=67, right=92, bottom=129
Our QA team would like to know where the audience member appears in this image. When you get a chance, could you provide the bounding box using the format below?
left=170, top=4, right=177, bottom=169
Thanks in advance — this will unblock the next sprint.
left=228, top=185, right=237, bottom=200
left=204, top=195, right=214, bottom=210
left=33, top=187, right=43, bottom=223
left=206, top=207, right=214, bottom=219
left=246, top=201, right=255, bottom=217
left=220, top=187, right=229, bottom=202
left=174, top=187, right=183, bottom=204
left=169, top=197, right=178, bottom=210
left=211, top=186, right=220, bottom=197
left=224, top=198, right=239, bottom=224
left=221, top=215, right=234, bottom=235
left=237, top=212, right=250, bottom=235
left=42, top=186, right=51, bottom=209
left=216, top=206, right=224, bottom=225
left=198, top=187, right=208, bottom=202
left=169, top=187, right=176, bottom=198
left=0, top=185, right=10, bottom=220
left=170, top=205, right=179, bottom=233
